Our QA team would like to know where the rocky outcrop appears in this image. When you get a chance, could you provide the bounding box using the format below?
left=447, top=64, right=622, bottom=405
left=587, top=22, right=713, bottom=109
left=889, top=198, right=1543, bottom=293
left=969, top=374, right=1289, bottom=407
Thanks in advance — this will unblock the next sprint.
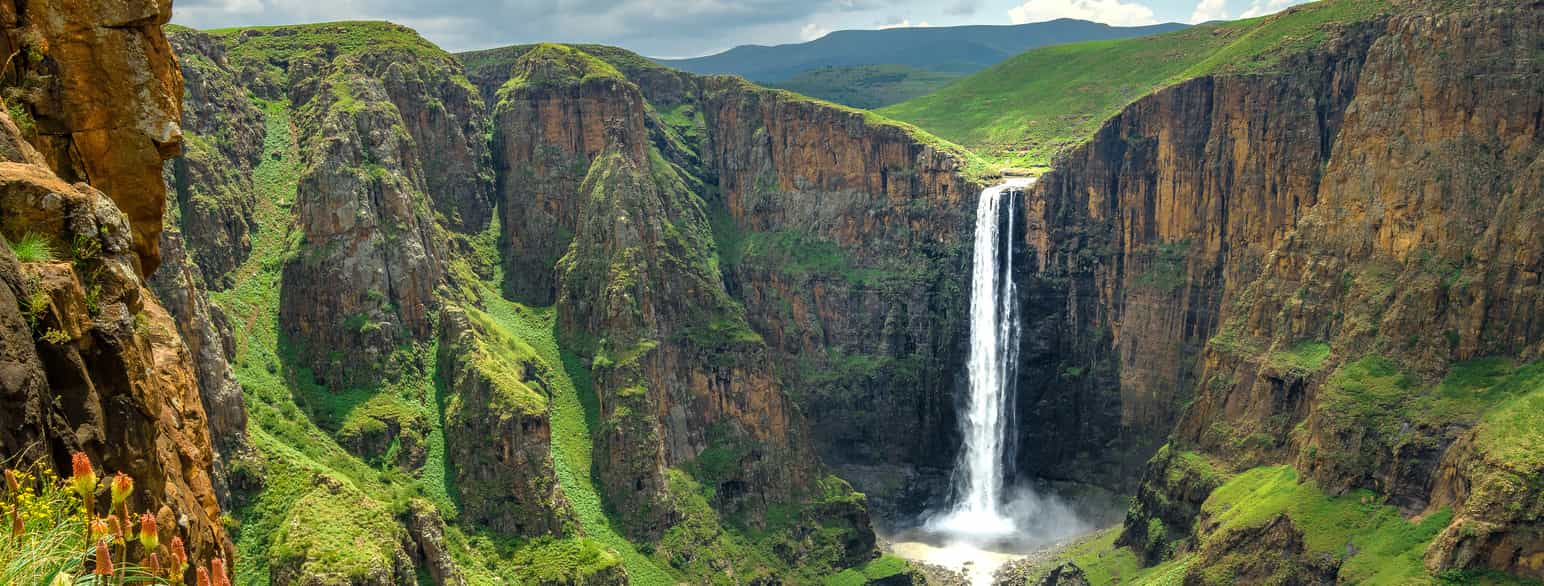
left=273, top=42, right=459, bottom=389
left=163, top=28, right=264, bottom=289
left=0, top=109, right=230, bottom=563
left=437, top=306, right=575, bottom=537
left=147, top=220, right=249, bottom=507
left=490, top=45, right=648, bottom=304
left=1034, top=1, right=1544, bottom=580
left=402, top=500, right=468, bottom=586
left=1185, top=514, right=1339, bottom=585
left=0, top=0, right=184, bottom=274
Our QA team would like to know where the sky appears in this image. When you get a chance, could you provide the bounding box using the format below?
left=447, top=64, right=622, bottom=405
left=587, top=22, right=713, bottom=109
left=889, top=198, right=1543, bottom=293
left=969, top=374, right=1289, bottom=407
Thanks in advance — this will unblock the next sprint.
left=171, top=0, right=1311, bottom=58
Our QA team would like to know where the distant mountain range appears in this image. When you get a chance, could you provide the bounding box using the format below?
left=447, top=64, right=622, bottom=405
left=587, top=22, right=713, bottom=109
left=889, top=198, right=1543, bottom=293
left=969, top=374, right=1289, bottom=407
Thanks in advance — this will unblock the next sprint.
left=654, top=19, right=1187, bottom=108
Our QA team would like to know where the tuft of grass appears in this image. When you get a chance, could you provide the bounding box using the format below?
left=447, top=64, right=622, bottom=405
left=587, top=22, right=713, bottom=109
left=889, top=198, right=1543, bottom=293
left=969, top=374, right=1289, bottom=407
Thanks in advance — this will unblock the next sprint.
left=1267, top=340, right=1333, bottom=376
left=8, top=233, right=54, bottom=263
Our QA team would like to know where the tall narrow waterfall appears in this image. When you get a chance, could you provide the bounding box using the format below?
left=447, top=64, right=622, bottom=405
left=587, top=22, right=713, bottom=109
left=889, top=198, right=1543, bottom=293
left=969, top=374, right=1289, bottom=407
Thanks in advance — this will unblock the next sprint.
left=931, top=179, right=1029, bottom=538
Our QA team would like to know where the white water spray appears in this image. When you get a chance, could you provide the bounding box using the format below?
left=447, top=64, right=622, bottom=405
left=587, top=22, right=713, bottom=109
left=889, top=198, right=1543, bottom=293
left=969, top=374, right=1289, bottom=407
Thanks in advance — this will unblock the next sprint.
left=930, top=178, right=1030, bottom=539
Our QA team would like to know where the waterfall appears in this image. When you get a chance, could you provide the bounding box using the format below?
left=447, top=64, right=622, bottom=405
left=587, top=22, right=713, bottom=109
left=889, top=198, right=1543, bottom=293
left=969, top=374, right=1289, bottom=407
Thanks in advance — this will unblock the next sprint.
left=931, top=179, right=1029, bottom=539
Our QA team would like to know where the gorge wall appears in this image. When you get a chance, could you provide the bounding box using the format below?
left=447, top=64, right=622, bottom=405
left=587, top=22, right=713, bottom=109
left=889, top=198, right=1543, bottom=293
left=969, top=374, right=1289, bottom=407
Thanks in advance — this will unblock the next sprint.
left=465, top=43, right=985, bottom=520
left=1012, top=1, right=1540, bottom=580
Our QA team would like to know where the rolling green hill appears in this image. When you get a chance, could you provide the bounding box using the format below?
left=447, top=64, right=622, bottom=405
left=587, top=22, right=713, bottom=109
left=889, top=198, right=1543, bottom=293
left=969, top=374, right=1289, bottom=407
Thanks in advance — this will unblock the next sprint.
left=658, top=19, right=1186, bottom=108
left=769, top=64, right=965, bottom=110
left=879, top=0, right=1392, bottom=168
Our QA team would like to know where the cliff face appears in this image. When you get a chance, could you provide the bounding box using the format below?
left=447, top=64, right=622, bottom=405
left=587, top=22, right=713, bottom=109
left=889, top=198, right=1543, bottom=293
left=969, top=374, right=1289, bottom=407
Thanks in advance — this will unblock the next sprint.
left=0, top=0, right=183, bottom=274
left=0, top=0, right=233, bottom=568
left=699, top=76, right=977, bottom=489
left=1017, top=2, right=1541, bottom=580
left=239, top=26, right=480, bottom=388
left=1011, top=20, right=1380, bottom=490
left=480, top=43, right=987, bottom=539
left=164, top=29, right=264, bottom=289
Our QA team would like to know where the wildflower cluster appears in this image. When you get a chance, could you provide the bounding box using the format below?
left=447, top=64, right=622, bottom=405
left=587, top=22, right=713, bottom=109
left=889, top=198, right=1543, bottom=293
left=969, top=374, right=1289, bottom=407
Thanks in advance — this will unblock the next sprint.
left=1, top=453, right=233, bottom=585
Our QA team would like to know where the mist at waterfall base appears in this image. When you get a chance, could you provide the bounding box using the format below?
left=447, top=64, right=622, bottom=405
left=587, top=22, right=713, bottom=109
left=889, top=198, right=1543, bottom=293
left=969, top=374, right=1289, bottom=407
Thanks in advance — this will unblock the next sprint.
left=886, top=179, right=1095, bottom=582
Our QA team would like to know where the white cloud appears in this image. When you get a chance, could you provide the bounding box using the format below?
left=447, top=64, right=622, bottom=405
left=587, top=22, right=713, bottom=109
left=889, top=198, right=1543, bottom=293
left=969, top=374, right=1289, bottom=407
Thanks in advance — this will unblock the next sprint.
left=879, top=19, right=933, bottom=29
left=1189, top=0, right=1229, bottom=23
left=1239, top=0, right=1297, bottom=18
left=800, top=22, right=831, bottom=40
left=1008, top=0, right=1158, bottom=27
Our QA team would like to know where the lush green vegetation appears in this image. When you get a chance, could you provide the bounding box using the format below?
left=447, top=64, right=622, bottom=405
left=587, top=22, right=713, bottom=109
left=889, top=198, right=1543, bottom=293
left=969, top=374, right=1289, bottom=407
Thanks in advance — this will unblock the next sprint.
left=207, top=20, right=450, bottom=65
left=771, top=64, right=965, bottom=109
left=7, top=232, right=54, bottom=263
left=879, top=0, right=1392, bottom=166
left=1201, top=466, right=1454, bottom=584
left=498, top=43, right=627, bottom=95
left=1317, top=357, right=1543, bottom=444
left=822, top=555, right=909, bottom=586
left=1266, top=340, right=1333, bottom=376
left=468, top=278, right=677, bottom=585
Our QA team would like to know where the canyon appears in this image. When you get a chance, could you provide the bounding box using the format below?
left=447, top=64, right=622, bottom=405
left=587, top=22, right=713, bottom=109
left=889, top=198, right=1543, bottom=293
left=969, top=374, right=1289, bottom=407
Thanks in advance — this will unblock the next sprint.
left=0, top=0, right=1538, bottom=584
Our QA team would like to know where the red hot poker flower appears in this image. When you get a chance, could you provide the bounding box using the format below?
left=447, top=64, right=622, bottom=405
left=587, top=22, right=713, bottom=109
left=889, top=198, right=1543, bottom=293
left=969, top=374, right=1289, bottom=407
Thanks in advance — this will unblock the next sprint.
left=196, top=567, right=212, bottom=586
left=139, top=512, right=160, bottom=550
left=211, top=558, right=231, bottom=586
left=70, top=452, right=97, bottom=502
left=110, top=472, right=133, bottom=508
left=94, top=540, right=114, bottom=575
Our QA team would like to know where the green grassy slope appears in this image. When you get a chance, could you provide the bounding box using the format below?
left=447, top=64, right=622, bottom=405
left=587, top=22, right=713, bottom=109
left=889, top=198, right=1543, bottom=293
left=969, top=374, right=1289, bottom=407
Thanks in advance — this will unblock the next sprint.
left=770, top=64, right=965, bottom=110
left=213, top=100, right=635, bottom=586
left=878, top=0, right=1391, bottom=167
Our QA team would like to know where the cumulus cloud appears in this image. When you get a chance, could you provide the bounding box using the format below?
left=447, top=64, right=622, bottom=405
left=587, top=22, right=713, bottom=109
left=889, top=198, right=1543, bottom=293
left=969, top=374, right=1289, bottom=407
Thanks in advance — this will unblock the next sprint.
left=1239, top=0, right=1298, bottom=18
left=1189, top=0, right=1229, bottom=23
left=800, top=22, right=832, bottom=41
left=878, top=17, right=933, bottom=29
left=1007, top=0, right=1158, bottom=26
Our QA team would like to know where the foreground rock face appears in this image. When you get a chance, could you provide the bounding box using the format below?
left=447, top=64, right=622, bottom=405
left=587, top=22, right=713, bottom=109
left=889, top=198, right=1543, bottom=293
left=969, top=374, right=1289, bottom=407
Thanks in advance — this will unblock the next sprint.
left=0, top=0, right=233, bottom=567
left=1031, top=2, right=1542, bottom=580
left=0, top=112, right=230, bottom=563
left=0, top=0, right=184, bottom=274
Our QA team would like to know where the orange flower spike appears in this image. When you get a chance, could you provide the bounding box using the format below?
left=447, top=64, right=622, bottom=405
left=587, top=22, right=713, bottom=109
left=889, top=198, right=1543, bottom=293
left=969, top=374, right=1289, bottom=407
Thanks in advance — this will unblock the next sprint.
left=70, top=452, right=97, bottom=502
left=90, top=517, right=110, bottom=541
left=147, top=552, right=161, bottom=575
left=211, top=558, right=231, bottom=586
left=106, top=514, right=125, bottom=545
left=171, top=535, right=189, bottom=569
left=94, top=540, right=114, bottom=575
left=9, top=507, right=22, bottom=538
left=3, top=468, right=18, bottom=492
left=110, top=472, right=133, bottom=508
left=196, top=566, right=212, bottom=586
left=139, top=512, right=160, bottom=550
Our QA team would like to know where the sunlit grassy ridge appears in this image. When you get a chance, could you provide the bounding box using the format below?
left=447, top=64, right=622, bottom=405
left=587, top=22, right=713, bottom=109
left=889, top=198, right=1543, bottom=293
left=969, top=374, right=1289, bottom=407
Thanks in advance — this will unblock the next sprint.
left=879, top=0, right=1392, bottom=167
left=469, top=282, right=677, bottom=585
